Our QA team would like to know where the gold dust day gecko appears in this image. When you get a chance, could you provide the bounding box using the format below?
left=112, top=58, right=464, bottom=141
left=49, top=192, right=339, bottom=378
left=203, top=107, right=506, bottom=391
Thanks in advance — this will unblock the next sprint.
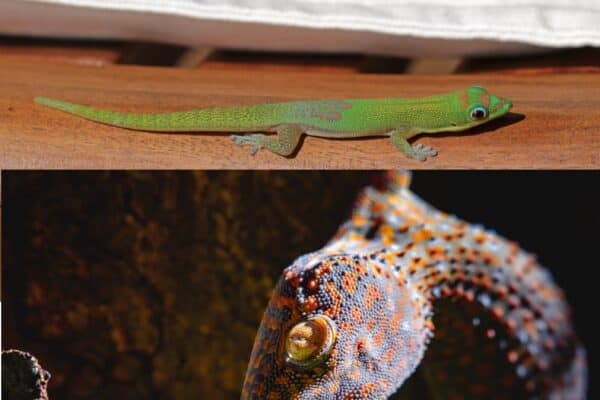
left=35, top=86, right=512, bottom=161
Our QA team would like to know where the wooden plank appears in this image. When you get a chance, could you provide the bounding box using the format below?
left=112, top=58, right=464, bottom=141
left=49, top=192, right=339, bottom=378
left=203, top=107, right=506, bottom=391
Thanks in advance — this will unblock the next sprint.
left=117, top=42, right=188, bottom=66
left=458, top=47, right=600, bottom=75
left=406, top=58, right=462, bottom=74
left=0, top=36, right=124, bottom=66
left=1, top=56, right=598, bottom=169
left=199, top=50, right=365, bottom=73
left=177, top=47, right=215, bottom=68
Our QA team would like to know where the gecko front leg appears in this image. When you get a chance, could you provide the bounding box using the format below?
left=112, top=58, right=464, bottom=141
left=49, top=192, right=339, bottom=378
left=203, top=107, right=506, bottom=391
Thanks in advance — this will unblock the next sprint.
left=231, top=124, right=303, bottom=156
left=390, top=128, right=438, bottom=161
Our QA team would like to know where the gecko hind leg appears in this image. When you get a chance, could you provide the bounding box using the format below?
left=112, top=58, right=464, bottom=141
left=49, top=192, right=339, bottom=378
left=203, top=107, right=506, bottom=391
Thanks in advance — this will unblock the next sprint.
left=390, top=128, right=438, bottom=161
left=231, top=124, right=303, bottom=156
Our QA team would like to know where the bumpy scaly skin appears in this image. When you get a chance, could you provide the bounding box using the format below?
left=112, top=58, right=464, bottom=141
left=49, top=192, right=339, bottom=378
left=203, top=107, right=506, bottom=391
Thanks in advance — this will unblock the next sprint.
left=2, top=349, right=51, bottom=400
left=242, top=171, right=587, bottom=400
left=35, top=86, right=511, bottom=160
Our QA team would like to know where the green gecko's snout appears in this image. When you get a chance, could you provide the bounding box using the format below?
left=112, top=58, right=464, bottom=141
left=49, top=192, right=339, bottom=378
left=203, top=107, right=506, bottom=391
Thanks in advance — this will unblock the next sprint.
left=474, top=87, right=512, bottom=121
left=488, top=94, right=512, bottom=120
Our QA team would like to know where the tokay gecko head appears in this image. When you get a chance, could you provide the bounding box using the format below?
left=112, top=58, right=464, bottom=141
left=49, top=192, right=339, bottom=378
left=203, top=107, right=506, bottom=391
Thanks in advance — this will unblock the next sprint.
left=241, top=252, right=430, bottom=400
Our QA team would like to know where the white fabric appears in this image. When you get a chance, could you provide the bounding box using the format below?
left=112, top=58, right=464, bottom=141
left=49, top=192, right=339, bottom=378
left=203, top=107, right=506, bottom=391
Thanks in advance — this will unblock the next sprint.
left=2, top=0, right=599, bottom=56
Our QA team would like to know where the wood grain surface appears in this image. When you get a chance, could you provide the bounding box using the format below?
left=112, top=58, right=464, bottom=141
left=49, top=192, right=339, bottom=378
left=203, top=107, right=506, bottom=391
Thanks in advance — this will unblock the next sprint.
left=0, top=37, right=124, bottom=66
left=1, top=56, right=598, bottom=169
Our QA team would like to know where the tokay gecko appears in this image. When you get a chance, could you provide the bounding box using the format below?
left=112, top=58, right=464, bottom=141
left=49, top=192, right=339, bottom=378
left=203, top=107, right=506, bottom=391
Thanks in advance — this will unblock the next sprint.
left=242, top=171, right=586, bottom=399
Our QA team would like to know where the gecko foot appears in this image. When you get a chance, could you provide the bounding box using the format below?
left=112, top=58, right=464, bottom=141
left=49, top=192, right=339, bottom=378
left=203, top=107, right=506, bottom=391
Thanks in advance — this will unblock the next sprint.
left=408, top=144, right=438, bottom=162
left=231, top=134, right=265, bottom=156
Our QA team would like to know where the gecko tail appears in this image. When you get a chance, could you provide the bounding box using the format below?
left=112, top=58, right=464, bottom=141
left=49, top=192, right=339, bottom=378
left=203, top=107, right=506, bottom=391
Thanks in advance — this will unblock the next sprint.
left=35, top=96, right=131, bottom=127
left=34, top=96, right=192, bottom=132
left=35, top=97, right=79, bottom=113
left=34, top=97, right=155, bottom=130
left=34, top=96, right=263, bottom=132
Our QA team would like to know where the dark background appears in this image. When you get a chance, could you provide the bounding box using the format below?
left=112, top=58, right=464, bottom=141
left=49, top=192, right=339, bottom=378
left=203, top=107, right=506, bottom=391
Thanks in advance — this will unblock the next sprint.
left=2, top=171, right=597, bottom=399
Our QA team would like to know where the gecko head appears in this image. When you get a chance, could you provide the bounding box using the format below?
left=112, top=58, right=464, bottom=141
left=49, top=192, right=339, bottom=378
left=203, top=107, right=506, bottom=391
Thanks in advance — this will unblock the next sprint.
left=241, top=253, right=428, bottom=400
left=450, top=86, right=512, bottom=131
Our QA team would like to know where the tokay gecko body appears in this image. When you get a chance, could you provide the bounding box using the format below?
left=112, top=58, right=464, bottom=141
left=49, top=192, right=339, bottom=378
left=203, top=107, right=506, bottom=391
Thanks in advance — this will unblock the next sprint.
left=242, top=171, right=586, bottom=399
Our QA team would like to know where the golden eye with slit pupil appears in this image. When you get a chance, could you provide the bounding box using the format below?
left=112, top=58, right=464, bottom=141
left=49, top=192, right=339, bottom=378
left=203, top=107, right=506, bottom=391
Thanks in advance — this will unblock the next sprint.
left=285, top=315, right=336, bottom=368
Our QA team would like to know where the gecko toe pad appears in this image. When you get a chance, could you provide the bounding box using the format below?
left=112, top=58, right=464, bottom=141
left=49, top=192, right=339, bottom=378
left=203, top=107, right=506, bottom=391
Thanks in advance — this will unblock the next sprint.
left=230, top=134, right=264, bottom=155
left=410, top=144, right=438, bottom=161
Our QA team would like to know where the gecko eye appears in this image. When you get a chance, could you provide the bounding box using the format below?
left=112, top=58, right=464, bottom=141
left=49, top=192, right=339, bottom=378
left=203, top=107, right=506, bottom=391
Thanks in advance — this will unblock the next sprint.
left=470, top=106, right=488, bottom=120
left=285, top=315, right=336, bottom=368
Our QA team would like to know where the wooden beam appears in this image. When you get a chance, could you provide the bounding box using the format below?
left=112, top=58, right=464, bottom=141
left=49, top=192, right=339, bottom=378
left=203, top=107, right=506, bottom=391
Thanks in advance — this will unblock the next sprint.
left=0, top=36, right=123, bottom=66
left=406, top=57, right=462, bottom=74
left=176, top=47, right=215, bottom=68
left=1, top=56, right=598, bottom=169
left=198, top=50, right=364, bottom=73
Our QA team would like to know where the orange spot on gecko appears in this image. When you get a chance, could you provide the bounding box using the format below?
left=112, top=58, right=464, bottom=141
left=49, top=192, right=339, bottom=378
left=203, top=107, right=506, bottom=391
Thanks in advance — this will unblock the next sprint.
left=408, top=257, right=428, bottom=274
left=373, top=327, right=386, bottom=347
left=364, top=285, right=381, bottom=309
left=351, top=306, right=362, bottom=323
left=284, top=270, right=301, bottom=287
left=492, top=306, right=505, bottom=319
left=328, top=380, right=340, bottom=395
left=340, top=320, right=354, bottom=334
left=360, top=383, right=378, bottom=397
left=342, top=272, right=358, bottom=294
left=408, top=337, right=417, bottom=352
left=412, top=228, right=434, bottom=242
left=373, top=264, right=382, bottom=276
left=324, top=281, right=342, bottom=317
left=426, top=244, right=447, bottom=260
left=372, top=202, right=386, bottom=213
left=348, top=231, right=365, bottom=242
left=381, top=346, right=396, bottom=362
left=465, top=291, right=475, bottom=302
left=365, top=318, right=377, bottom=332
left=425, top=319, right=435, bottom=331
left=479, top=91, right=490, bottom=107
left=355, top=262, right=368, bottom=275
left=352, top=214, right=367, bottom=227
left=303, top=296, right=319, bottom=312
left=473, top=231, right=487, bottom=244
left=393, top=172, right=411, bottom=187
left=459, top=89, right=469, bottom=108
left=482, top=251, right=499, bottom=266
left=380, top=224, right=394, bottom=245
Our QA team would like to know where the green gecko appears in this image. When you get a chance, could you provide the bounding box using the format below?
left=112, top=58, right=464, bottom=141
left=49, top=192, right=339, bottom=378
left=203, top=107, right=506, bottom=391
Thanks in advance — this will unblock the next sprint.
left=35, top=86, right=511, bottom=161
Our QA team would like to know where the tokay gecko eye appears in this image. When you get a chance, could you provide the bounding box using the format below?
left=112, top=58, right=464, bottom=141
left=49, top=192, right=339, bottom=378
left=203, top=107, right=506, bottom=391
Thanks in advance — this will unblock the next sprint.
left=285, top=315, right=336, bottom=368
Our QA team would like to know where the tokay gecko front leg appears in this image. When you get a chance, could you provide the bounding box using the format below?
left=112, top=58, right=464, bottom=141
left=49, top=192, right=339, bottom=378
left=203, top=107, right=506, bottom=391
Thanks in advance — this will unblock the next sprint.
left=242, top=171, right=586, bottom=400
